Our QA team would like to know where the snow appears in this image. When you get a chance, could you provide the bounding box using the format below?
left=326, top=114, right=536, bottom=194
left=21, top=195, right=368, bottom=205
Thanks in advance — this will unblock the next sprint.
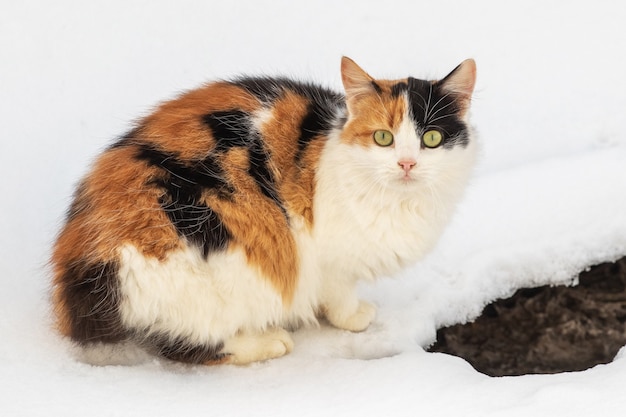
left=2, top=1, right=626, bottom=415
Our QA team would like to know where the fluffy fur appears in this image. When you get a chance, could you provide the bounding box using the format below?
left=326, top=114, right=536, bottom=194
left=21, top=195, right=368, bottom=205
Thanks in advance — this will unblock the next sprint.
left=51, top=57, right=477, bottom=365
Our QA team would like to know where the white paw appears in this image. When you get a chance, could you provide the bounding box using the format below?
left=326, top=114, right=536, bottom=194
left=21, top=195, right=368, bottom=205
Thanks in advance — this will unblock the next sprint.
left=223, top=328, right=294, bottom=365
left=327, top=300, right=377, bottom=332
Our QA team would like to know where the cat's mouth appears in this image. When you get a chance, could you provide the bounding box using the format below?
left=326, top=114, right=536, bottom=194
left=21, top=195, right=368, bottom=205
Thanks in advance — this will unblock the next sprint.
left=398, top=172, right=417, bottom=183
left=392, top=176, right=418, bottom=189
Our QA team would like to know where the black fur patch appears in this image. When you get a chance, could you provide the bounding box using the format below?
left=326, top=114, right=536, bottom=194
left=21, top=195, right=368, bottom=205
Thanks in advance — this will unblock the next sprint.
left=135, top=144, right=232, bottom=257
left=202, top=111, right=251, bottom=151
left=136, top=144, right=231, bottom=193
left=390, top=82, right=408, bottom=98
left=295, top=101, right=335, bottom=164
left=159, top=187, right=231, bottom=257
left=60, top=260, right=127, bottom=344
left=407, top=77, right=469, bottom=148
left=248, top=139, right=284, bottom=211
left=229, top=76, right=285, bottom=103
left=231, top=76, right=343, bottom=106
left=147, top=334, right=226, bottom=364
left=202, top=110, right=286, bottom=216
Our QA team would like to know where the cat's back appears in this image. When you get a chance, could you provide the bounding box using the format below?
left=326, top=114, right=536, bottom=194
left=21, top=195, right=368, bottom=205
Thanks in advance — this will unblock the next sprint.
left=69, top=75, right=345, bottom=236
left=119, top=76, right=344, bottom=230
left=132, top=77, right=343, bottom=157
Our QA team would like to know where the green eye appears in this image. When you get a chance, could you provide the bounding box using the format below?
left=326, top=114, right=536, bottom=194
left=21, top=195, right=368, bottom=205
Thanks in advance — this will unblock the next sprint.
left=422, top=130, right=443, bottom=148
left=373, top=130, right=394, bottom=147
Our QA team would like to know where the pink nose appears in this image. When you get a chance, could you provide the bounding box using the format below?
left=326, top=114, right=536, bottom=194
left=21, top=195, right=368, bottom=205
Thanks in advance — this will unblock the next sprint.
left=398, top=159, right=416, bottom=174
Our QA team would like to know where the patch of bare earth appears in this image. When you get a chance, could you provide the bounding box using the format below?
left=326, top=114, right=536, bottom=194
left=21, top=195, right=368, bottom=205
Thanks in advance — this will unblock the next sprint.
left=429, top=257, right=626, bottom=376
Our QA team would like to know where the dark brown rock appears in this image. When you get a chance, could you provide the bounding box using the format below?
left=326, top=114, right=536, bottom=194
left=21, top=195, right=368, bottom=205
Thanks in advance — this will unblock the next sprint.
left=429, top=257, right=626, bottom=376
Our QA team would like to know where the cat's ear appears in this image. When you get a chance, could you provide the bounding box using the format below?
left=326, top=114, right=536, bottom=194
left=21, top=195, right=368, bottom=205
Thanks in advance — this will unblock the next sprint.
left=341, top=57, right=376, bottom=108
left=438, top=59, right=476, bottom=111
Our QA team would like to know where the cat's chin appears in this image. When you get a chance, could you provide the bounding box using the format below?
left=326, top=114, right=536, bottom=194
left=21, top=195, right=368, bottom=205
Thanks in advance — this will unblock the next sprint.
left=385, top=175, right=420, bottom=192
left=395, top=174, right=419, bottom=186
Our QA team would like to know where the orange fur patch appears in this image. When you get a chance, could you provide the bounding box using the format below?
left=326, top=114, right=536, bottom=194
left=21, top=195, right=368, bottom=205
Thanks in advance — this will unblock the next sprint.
left=341, top=83, right=408, bottom=148
left=287, top=138, right=326, bottom=227
left=257, top=91, right=320, bottom=228
left=79, top=146, right=181, bottom=260
left=258, top=92, right=307, bottom=176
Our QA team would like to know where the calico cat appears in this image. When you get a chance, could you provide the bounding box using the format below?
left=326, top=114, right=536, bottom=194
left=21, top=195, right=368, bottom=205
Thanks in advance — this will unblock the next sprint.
left=51, top=57, right=477, bottom=365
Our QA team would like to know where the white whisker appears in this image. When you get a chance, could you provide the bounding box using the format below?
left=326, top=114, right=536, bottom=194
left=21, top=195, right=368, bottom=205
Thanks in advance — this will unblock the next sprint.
left=423, top=84, right=433, bottom=124
left=426, top=94, right=455, bottom=122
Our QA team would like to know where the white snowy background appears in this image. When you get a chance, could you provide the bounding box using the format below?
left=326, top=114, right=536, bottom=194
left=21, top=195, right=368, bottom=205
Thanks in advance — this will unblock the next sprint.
left=2, top=0, right=626, bottom=415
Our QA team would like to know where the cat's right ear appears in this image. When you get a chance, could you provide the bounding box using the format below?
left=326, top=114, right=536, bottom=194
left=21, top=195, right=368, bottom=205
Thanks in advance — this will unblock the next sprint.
left=341, top=57, right=376, bottom=113
left=438, top=59, right=477, bottom=117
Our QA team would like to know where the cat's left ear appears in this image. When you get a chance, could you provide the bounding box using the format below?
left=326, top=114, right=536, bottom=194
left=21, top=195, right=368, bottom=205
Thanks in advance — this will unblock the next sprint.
left=438, top=59, right=476, bottom=115
left=341, top=57, right=376, bottom=115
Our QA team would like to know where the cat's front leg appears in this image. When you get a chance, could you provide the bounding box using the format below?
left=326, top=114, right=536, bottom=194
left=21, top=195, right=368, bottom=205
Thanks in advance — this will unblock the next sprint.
left=222, top=328, right=294, bottom=365
left=326, top=299, right=377, bottom=332
left=321, top=281, right=377, bottom=332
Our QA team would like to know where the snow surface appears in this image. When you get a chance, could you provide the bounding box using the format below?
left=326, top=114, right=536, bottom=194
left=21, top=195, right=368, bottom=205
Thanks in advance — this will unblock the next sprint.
left=2, top=1, right=626, bottom=415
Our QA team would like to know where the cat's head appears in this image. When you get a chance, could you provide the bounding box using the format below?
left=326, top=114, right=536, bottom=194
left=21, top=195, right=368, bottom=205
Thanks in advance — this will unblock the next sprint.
left=336, top=57, right=477, bottom=203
